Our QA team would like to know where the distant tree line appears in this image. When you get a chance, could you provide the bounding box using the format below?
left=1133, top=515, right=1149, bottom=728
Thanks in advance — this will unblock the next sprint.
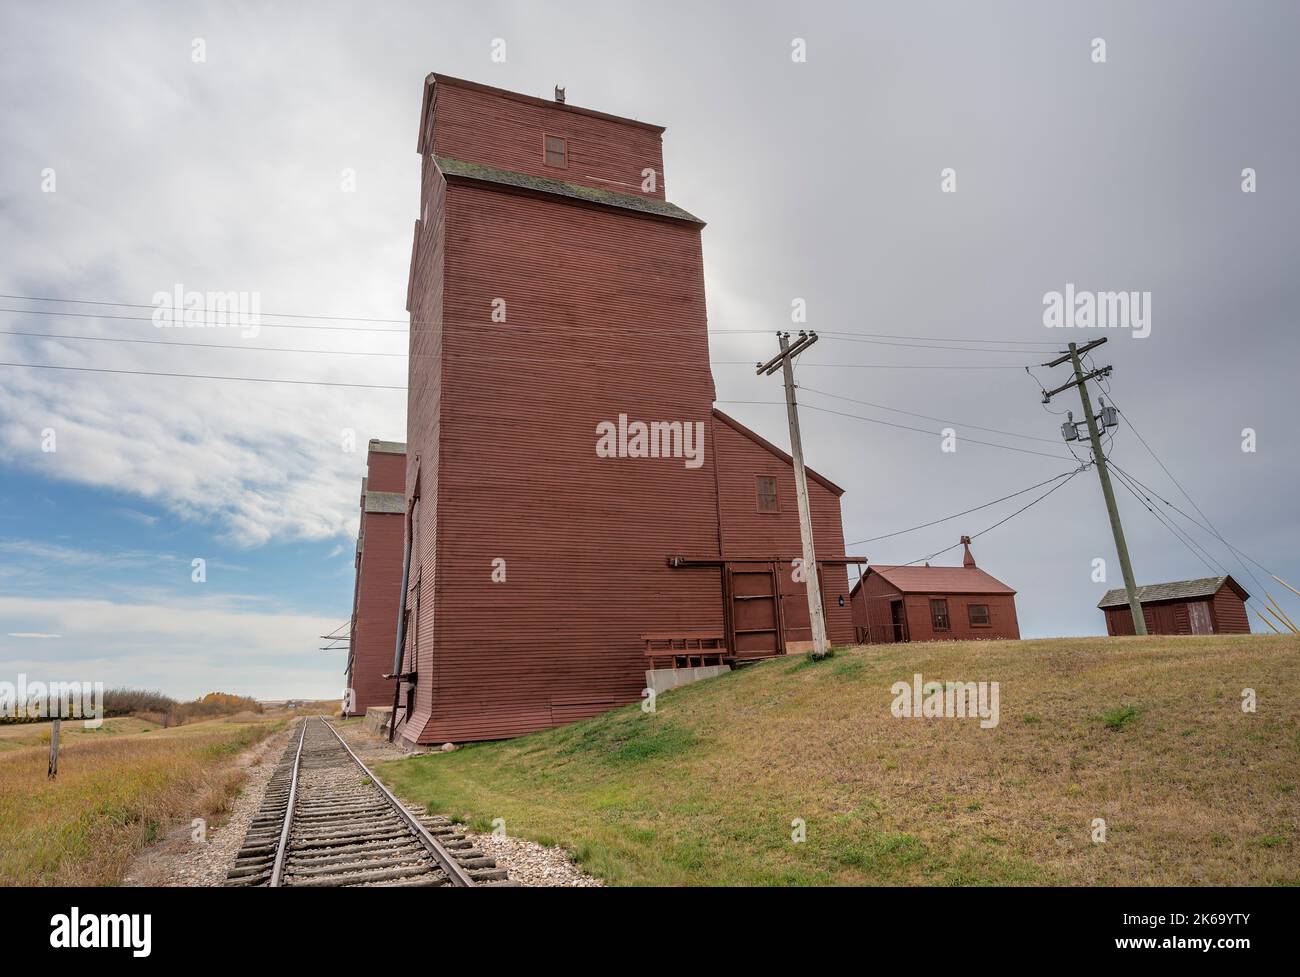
left=1, top=688, right=264, bottom=726
left=106, top=689, right=264, bottom=727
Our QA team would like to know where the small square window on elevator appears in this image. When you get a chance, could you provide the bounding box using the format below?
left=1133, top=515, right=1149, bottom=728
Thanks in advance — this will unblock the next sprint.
left=544, top=135, right=567, bottom=168
left=756, top=475, right=779, bottom=513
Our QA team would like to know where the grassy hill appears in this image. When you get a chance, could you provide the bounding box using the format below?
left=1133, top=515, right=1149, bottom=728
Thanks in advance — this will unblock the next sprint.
left=375, top=635, right=1300, bottom=886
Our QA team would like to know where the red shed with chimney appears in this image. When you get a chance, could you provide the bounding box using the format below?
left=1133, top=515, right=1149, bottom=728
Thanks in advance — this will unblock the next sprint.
left=1098, top=575, right=1251, bottom=636
left=343, top=439, right=406, bottom=716
left=394, top=74, right=858, bottom=744
left=850, top=538, right=1020, bottom=643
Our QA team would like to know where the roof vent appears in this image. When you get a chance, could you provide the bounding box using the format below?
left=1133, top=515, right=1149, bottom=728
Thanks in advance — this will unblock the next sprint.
left=961, top=536, right=976, bottom=568
left=554, top=85, right=566, bottom=104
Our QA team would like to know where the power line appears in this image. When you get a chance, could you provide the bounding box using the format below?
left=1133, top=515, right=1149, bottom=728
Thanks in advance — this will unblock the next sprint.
left=719, top=399, right=1074, bottom=460
left=719, top=399, right=1076, bottom=460
left=0, top=293, right=411, bottom=325
left=897, top=465, right=1087, bottom=566
left=0, top=310, right=1043, bottom=367
left=0, top=332, right=1034, bottom=368
left=0, top=322, right=1043, bottom=371
left=1110, top=465, right=1230, bottom=580
left=845, top=468, right=1083, bottom=547
left=797, top=385, right=1062, bottom=445
left=0, top=329, right=407, bottom=358
left=0, top=358, right=1036, bottom=395
left=819, top=330, right=1059, bottom=347
left=720, top=362, right=1032, bottom=371
left=1109, top=460, right=1286, bottom=627
left=0, top=361, right=407, bottom=390
left=0, top=307, right=410, bottom=334
left=808, top=335, right=1054, bottom=354
left=1106, top=461, right=1287, bottom=626
left=1109, top=399, right=1271, bottom=600
left=1108, top=460, right=1279, bottom=584
left=0, top=292, right=1064, bottom=345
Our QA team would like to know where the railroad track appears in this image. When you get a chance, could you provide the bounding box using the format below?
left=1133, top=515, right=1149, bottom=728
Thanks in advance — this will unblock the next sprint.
left=226, top=716, right=507, bottom=887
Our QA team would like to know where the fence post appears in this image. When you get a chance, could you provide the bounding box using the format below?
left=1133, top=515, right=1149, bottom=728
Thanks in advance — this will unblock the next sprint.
left=48, top=718, right=60, bottom=779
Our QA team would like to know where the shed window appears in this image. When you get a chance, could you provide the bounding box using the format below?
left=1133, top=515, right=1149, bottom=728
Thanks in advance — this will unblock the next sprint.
left=755, top=476, right=778, bottom=513
left=930, top=598, right=950, bottom=632
left=968, top=603, right=990, bottom=627
left=544, top=135, right=567, bottom=168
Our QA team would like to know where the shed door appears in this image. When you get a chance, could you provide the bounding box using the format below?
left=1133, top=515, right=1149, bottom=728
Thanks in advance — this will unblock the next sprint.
left=1188, top=601, right=1213, bottom=634
left=728, top=563, right=781, bottom=658
left=890, top=600, right=908, bottom=643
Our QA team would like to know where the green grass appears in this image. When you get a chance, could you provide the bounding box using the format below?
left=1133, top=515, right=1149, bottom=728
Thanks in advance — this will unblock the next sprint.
left=1100, top=705, right=1140, bottom=731
left=373, top=635, right=1300, bottom=886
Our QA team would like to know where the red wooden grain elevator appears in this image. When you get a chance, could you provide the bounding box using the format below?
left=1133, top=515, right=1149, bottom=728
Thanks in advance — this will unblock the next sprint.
left=850, top=538, right=1021, bottom=643
left=394, top=74, right=859, bottom=745
left=343, top=440, right=406, bottom=716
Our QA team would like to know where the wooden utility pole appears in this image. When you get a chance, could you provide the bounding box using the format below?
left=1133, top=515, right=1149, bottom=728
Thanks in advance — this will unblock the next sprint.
left=1040, top=338, right=1147, bottom=635
left=757, top=331, right=830, bottom=658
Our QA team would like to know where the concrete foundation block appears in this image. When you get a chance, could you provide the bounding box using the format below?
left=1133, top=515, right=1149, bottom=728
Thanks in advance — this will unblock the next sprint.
left=645, top=664, right=731, bottom=694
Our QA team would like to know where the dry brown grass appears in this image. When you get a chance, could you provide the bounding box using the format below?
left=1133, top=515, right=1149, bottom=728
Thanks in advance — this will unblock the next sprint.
left=378, top=634, right=1299, bottom=885
left=0, top=715, right=160, bottom=751
left=0, top=715, right=282, bottom=886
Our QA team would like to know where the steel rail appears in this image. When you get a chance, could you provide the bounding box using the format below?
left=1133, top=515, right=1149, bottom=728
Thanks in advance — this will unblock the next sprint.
left=317, top=717, right=476, bottom=887
left=269, top=719, right=308, bottom=888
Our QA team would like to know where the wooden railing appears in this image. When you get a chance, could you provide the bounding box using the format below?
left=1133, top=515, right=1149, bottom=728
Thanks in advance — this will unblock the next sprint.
left=641, top=631, right=728, bottom=670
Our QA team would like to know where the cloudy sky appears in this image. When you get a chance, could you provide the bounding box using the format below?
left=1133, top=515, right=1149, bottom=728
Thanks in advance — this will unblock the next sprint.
left=2, top=0, right=1297, bottom=699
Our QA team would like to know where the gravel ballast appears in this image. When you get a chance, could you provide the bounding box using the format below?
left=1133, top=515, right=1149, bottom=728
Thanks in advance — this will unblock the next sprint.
left=123, top=722, right=297, bottom=887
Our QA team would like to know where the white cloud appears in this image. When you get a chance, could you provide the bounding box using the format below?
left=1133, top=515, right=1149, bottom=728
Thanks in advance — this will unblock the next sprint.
left=116, top=508, right=160, bottom=526
left=0, top=595, right=343, bottom=700
left=0, top=2, right=410, bottom=547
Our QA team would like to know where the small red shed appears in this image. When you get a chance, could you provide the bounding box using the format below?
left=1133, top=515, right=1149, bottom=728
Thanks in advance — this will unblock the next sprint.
left=1097, top=575, right=1251, bottom=636
left=850, top=538, right=1020, bottom=643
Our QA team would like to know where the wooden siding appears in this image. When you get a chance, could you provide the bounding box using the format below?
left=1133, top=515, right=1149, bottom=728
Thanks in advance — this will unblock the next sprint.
left=1211, top=586, right=1251, bottom=633
left=899, top=593, right=1019, bottom=642
left=347, top=509, right=403, bottom=714
left=710, top=413, right=854, bottom=647
left=365, top=450, right=405, bottom=493
left=427, top=78, right=666, bottom=201
left=345, top=446, right=406, bottom=715
left=1103, top=582, right=1251, bottom=635
left=403, top=173, right=719, bottom=743
left=852, top=570, right=1019, bottom=643
left=398, top=80, right=855, bottom=744
left=400, top=158, right=447, bottom=740
left=854, top=571, right=904, bottom=644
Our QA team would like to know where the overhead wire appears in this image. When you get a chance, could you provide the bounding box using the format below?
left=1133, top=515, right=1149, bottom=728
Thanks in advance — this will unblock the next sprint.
left=896, top=464, right=1089, bottom=566
left=845, top=468, right=1084, bottom=547
left=717, top=399, right=1076, bottom=461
